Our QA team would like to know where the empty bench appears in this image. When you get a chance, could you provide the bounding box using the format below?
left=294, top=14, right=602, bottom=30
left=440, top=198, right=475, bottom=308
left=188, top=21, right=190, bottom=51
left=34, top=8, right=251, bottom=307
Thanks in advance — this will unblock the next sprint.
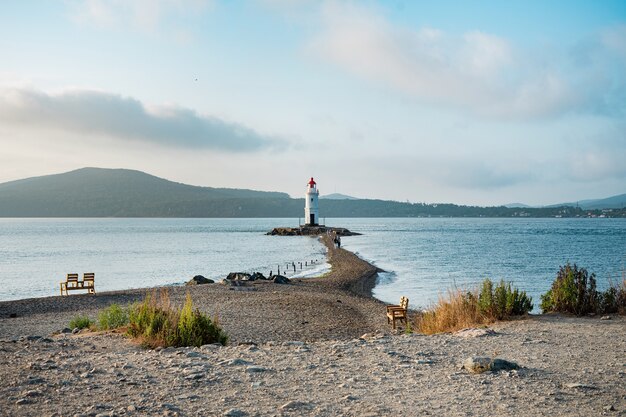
left=60, top=273, right=96, bottom=296
left=386, top=296, right=409, bottom=329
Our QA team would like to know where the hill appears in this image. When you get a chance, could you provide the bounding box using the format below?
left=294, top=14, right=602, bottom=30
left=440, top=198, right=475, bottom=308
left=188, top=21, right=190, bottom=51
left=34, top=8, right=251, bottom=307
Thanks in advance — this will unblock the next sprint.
left=0, top=168, right=289, bottom=217
left=0, top=168, right=624, bottom=217
left=320, top=193, right=359, bottom=200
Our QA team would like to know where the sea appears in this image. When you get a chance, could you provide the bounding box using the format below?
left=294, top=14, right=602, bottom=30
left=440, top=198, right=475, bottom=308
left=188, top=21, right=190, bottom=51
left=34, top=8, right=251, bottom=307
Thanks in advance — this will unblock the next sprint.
left=1, top=218, right=625, bottom=312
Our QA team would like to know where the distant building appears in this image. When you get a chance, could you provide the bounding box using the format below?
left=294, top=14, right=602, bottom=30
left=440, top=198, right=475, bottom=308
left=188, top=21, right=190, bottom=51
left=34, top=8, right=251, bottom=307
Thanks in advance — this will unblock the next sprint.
left=304, top=177, right=319, bottom=226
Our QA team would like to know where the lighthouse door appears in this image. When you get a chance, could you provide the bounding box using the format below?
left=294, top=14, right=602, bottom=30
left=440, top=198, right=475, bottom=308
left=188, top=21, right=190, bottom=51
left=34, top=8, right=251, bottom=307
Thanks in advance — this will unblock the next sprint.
left=310, top=214, right=315, bottom=225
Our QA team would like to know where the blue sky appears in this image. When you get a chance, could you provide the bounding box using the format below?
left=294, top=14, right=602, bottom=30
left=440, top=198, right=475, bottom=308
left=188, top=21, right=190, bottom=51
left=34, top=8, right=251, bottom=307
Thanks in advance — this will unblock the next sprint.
left=1, top=0, right=625, bottom=206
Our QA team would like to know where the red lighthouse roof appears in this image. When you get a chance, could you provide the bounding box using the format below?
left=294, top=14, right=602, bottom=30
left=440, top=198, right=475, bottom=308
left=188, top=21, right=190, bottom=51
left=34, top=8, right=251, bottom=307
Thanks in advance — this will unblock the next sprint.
left=308, top=177, right=316, bottom=186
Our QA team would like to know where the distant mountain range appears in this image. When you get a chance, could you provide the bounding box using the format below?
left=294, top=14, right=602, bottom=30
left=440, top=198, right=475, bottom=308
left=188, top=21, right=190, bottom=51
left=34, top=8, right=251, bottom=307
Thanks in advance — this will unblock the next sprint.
left=0, top=168, right=624, bottom=218
left=549, top=194, right=626, bottom=210
left=321, top=193, right=359, bottom=200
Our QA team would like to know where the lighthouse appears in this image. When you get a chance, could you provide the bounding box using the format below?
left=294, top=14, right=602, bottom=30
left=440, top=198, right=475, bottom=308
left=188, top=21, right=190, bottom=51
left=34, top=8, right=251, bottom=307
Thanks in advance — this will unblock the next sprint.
left=304, top=177, right=319, bottom=226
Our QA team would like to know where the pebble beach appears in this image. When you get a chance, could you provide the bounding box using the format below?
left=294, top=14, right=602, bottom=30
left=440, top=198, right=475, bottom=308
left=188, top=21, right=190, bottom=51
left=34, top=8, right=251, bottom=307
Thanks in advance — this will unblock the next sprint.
left=0, top=236, right=625, bottom=416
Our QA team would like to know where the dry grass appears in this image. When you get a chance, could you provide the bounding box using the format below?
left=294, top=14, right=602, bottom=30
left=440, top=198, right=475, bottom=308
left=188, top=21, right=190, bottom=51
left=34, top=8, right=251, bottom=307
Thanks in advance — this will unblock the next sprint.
left=415, top=289, right=489, bottom=335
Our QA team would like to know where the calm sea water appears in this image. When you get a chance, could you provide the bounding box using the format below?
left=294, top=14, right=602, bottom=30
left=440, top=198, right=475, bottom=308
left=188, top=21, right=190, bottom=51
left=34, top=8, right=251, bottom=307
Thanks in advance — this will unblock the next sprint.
left=0, top=218, right=328, bottom=301
left=1, top=218, right=624, bottom=311
left=338, top=218, right=626, bottom=311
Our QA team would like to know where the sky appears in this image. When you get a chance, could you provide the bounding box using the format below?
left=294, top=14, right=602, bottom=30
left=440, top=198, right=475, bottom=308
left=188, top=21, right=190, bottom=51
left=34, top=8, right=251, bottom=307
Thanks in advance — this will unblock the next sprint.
left=1, top=0, right=625, bottom=206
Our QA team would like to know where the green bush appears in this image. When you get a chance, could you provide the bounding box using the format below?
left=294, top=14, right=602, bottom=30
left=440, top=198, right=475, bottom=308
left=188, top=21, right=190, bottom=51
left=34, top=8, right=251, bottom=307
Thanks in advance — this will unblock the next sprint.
left=98, top=303, right=129, bottom=330
left=540, top=263, right=599, bottom=315
left=69, top=315, right=92, bottom=330
left=127, top=290, right=227, bottom=348
left=478, top=278, right=533, bottom=320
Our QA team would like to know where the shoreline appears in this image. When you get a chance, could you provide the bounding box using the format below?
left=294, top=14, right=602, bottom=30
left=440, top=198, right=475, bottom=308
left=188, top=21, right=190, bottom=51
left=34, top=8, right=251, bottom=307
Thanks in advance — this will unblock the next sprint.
left=1, top=236, right=625, bottom=415
left=0, top=235, right=390, bottom=342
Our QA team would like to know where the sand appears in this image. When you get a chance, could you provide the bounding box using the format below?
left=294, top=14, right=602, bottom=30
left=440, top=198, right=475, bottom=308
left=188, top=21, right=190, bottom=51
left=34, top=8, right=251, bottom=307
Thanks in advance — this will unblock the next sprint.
left=0, top=235, right=625, bottom=416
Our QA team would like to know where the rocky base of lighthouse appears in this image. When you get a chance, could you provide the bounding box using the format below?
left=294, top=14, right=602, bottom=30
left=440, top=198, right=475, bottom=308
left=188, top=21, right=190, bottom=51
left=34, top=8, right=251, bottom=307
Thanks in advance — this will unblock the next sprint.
left=267, top=226, right=361, bottom=236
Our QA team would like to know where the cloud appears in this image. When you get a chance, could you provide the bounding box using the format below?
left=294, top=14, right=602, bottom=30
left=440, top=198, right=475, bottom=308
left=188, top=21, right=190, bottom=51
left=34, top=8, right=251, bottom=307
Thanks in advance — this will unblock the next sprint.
left=310, top=2, right=626, bottom=120
left=0, top=88, right=280, bottom=152
left=67, top=0, right=211, bottom=33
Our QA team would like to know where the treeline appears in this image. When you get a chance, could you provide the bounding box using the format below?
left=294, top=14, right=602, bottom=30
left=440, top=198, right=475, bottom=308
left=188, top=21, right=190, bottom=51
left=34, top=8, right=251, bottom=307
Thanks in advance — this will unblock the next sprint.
left=1, top=168, right=624, bottom=218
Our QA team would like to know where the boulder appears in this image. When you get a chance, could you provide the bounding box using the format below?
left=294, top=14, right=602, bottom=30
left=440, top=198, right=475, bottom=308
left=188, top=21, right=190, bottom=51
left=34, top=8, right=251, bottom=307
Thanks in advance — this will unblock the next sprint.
left=272, top=275, right=291, bottom=284
left=250, top=272, right=268, bottom=281
left=226, top=272, right=253, bottom=281
left=462, top=356, right=519, bottom=374
left=454, top=328, right=497, bottom=338
left=186, top=275, right=214, bottom=285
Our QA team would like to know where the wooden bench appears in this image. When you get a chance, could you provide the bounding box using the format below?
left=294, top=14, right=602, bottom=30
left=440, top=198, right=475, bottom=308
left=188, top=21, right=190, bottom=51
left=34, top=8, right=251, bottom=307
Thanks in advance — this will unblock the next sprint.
left=386, top=296, right=409, bottom=329
left=60, top=273, right=96, bottom=296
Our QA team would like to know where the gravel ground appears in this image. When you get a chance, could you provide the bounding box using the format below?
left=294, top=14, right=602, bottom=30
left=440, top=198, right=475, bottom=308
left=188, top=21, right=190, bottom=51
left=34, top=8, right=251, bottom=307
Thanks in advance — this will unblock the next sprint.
left=0, top=235, right=625, bottom=416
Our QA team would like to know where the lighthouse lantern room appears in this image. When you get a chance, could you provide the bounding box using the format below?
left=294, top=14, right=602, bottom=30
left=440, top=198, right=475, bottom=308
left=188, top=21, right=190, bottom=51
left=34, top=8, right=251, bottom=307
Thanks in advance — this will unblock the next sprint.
left=304, top=177, right=319, bottom=226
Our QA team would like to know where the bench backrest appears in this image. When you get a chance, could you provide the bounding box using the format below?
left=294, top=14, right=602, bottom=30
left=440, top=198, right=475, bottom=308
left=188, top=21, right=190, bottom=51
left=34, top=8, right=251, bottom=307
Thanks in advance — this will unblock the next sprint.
left=67, top=273, right=79, bottom=282
left=400, top=296, right=409, bottom=310
left=83, top=273, right=95, bottom=284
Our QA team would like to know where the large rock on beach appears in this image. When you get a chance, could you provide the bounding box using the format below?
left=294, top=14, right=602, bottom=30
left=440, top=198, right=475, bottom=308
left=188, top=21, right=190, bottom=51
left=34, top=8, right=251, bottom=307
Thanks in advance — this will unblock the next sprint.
left=250, top=272, right=268, bottom=281
left=272, top=275, right=291, bottom=284
left=462, top=356, right=520, bottom=374
left=186, top=275, right=214, bottom=285
left=226, top=272, right=253, bottom=281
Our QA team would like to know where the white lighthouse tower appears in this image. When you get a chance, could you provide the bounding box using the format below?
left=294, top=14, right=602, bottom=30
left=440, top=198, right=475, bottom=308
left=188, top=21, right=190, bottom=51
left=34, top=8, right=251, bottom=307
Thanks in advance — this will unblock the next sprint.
left=304, top=177, right=319, bottom=226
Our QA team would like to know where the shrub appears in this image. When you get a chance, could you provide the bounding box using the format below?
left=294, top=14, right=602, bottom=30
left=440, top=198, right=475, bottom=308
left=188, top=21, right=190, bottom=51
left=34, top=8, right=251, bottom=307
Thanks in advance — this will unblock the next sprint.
left=127, top=289, right=227, bottom=348
left=69, top=315, right=92, bottom=330
left=540, top=263, right=599, bottom=315
left=416, top=278, right=532, bottom=335
left=480, top=279, right=533, bottom=320
left=98, top=304, right=129, bottom=330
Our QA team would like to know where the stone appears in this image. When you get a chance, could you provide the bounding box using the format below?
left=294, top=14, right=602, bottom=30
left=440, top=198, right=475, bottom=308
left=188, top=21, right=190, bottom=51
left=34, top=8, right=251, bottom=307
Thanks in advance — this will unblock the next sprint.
left=223, top=409, right=247, bottom=417
left=227, top=359, right=252, bottom=366
left=186, top=275, right=214, bottom=285
left=280, top=401, right=310, bottom=410
left=272, top=275, right=290, bottom=284
left=454, top=328, right=497, bottom=338
left=226, top=272, right=253, bottom=281
left=250, top=272, right=267, bottom=281
left=462, top=357, right=520, bottom=374
left=245, top=366, right=268, bottom=373
left=565, top=383, right=597, bottom=390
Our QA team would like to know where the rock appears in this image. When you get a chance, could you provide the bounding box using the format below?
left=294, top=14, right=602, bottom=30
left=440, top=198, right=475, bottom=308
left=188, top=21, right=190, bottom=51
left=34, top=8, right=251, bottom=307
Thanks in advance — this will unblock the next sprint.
left=454, top=328, right=497, bottom=338
left=245, top=366, right=268, bottom=373
left=565, top=383, right=598, bottom=390
left=280, top=400, right=310, bottom=410
left=462, top=357, right=520, bottom=374
left=186, top=275, right=214, bottom=285
left=72, top=328, right=80, bottom=334
left=250, top=272, right=267, bottom=281
left=226, top=272, right=253, bottom=281
left=272, top=275, right=290, bottom=284
left=603, top=405, right=616, bottom=411
left=223, top=409, right=247, bottom=417
left=227, top=358, right=252, bottom=366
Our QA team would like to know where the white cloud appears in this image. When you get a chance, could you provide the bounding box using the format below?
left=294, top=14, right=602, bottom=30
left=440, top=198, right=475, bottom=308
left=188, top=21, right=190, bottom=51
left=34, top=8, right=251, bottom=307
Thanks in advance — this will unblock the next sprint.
left=67, top=0, right=211, bottom=32
left=0, top=88, right=281, bottom=152
left=309, top=2, right=625, bottom=120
